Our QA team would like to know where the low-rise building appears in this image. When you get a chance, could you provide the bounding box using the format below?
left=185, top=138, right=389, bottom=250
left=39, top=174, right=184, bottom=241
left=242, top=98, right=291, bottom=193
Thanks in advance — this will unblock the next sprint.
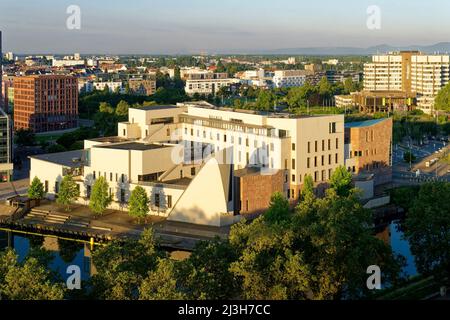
left=185, top=72, right=239, bottom=96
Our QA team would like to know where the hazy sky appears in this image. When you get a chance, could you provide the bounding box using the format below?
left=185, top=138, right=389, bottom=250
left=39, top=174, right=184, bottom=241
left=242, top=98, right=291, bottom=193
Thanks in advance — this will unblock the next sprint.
left=1, top=0, right=450, bottom=54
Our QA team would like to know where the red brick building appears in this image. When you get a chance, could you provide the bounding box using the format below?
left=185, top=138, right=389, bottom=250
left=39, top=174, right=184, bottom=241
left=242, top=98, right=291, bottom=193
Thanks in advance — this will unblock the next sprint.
left=14, top=75, right=78, bottom=133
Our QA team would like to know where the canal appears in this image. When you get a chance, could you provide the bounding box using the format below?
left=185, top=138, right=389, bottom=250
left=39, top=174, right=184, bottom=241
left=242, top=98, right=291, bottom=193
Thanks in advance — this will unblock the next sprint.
left=0, top=219, right=418, bottom=284
left=0, top=230, right=94, bottom=282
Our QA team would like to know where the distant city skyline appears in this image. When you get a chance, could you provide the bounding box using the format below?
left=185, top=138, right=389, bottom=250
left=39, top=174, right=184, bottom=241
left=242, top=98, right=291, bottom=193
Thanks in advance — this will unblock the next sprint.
left=1, top=0, right=450, bottom=54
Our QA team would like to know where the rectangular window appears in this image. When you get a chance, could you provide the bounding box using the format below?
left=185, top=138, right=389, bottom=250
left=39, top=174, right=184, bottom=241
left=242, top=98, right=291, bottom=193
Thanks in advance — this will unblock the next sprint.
left=314, top=171, right=318, bottom=182
left=120, top=189, right=125, bottom=203
left=224, top=134, right=227, bottom=142
left=307, top=157, right=310, bottom=168
left=322, top=140, right=325, bottom=151
left=44, top=181, right=49, bottom=193
left=110, top=172, right=113, bottom=182
left=93, top=171, right=96, bottom=180
left=292, top=159, right=296, bottom=170
left=121, top=174, right=125, bottom=183
left=328, top=139, right=331, bottom=150
left=336, top=138, right=339, bottom=149
left=155, top=193, right=160, bottom=207
left=335, top=153, right=338, bottom=164
left=315, top=141, right=318, bottom=152
left=87, top=185, right=91, bottom=198
left=329, top=154, right=332, bottom=165
left=329, top=122, right=336, bottom=133
left=307, top=142, right=311, bottom=153
left=292, top=143, right=296, bottom=151
left=321, top=155, right=324, bottom=166
left=292, top=174, right=296, bottom=183
left=167, top=195, right=172, bottom=208
left=191, top=167, right=196, bottom=176
left=314, top=156, right=317, bottom=167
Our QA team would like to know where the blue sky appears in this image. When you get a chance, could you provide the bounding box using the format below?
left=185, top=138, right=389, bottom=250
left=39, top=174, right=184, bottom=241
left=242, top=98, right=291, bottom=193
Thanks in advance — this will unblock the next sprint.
left=1, top=0, right=450, bottom=54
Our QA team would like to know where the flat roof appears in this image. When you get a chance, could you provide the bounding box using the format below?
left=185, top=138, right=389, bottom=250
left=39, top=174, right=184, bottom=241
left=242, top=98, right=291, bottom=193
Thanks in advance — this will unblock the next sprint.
left=88, top=136, right=130, bottom=143
left=345, top=118, right=389, bottom=128
left=29, top=150, right=85, bottom=167
left=98, top=142, right=171, bottom=151
left=130, top=105, right=179, bottom=111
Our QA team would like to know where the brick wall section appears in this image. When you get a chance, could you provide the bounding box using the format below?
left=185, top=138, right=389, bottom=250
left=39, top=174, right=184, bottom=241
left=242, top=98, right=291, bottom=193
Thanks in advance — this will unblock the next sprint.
left=348, top=118, right=393, bottom=185
left=14, top=75, right=78, bottom=133
left=239, top=169, right=284, bottom=215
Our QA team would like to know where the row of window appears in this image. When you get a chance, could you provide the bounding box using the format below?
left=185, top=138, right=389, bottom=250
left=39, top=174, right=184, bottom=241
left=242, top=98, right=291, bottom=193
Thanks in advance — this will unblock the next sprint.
left=306, top=153, right=339, bottom=169
left=307, top=138, right=339, bottom=153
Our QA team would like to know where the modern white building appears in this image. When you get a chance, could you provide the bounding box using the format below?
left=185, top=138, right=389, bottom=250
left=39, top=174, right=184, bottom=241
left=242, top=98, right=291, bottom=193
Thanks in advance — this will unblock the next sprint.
left=185, top=72, right=239, bottom=96
left=273, top=70, right=309, bottom=88
left=30, top=101, right=345, bottom=226
left=92, top=81, right=123, bottom=93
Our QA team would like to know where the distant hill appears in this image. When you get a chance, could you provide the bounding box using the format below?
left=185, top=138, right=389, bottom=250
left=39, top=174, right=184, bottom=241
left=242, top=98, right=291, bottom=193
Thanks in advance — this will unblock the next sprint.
left=257, top=43, right=450, bottom=55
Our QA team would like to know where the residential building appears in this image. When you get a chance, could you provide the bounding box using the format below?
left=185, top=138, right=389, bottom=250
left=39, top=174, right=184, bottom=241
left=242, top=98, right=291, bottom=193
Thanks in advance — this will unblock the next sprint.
left=0, top=107, right=13, bottom=182
left=185, top=72, right=239, bottom=95
left=92, top=81, right=123, bottom=93
left=273, top=70, right=313, bottom=88
left=127, top=77, right=156, bottom=96
left=14, top=75, right=78, bottom=133
left=363, top=51, right=450, bottom=114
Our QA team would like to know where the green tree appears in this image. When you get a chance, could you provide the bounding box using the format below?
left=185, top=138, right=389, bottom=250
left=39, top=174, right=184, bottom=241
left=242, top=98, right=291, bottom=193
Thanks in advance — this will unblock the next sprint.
left=115, top=100, right=130, bottom=117
left=128, top=186, right=149, bottom=223
left=56, top=175, right=79, bottom=211
left=293, top=188, right=404, bottom=299
left=265, top=192, right=291, bottom=225
left=329, top=165, right=353, bottom=197
left=318, top=76, right=332, bottom=100
left=301, top=174, right=315, bottom=200
left=89, top=229, right=165, bottom=300
left=434, top=82, right=450, bottom=112
left=99, top=102, right=114, bottom=114
left=15, top=129, right=35, bottom=146
left=343, top=77, right=356, bottom=94
left=229, top=217, right=310, bottom=300
left=179, top=239, right=239, bottom=300
left=256, top=90, right=275, bottom=111
left=28, top=176, right=45, bottom=203
left=0, top=249, right=65, bottom=300
left=404, top=182, right=450, bottom=286
left=403, top=151, right=416, bottom=163
left=139, top=258, right=186, bottom=300
left=89, top=176, right=111, bottom=216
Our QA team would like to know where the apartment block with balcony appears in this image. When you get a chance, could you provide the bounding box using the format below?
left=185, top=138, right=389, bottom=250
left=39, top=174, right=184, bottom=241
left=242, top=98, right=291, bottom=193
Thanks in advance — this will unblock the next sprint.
left=185, top=72, right=239, bottom=96
left=362, top=51, right=450, bottom=114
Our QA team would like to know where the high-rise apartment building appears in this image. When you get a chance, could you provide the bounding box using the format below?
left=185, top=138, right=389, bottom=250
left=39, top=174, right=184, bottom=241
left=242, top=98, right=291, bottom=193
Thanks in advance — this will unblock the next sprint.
left=363, top=51, right=450, bottom=113
left=14, top=75, right=78, bottom=133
